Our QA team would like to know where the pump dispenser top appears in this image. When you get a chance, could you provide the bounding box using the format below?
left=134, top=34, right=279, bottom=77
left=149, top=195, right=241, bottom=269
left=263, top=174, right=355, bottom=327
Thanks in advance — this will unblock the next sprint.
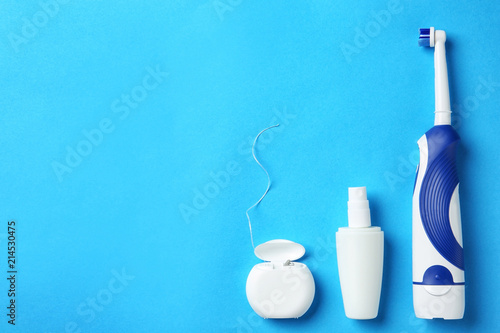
left=347, top=187, right=371, bottom=228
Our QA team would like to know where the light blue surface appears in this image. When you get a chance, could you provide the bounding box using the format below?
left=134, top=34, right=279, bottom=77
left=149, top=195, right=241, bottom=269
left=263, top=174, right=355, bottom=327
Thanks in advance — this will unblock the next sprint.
left=1, top=1, right=500, bottom=332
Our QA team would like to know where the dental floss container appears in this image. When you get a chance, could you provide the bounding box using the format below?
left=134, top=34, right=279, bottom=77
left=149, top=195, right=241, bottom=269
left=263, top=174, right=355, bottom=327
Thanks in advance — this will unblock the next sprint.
left=246, top=239, right=315, bottom=319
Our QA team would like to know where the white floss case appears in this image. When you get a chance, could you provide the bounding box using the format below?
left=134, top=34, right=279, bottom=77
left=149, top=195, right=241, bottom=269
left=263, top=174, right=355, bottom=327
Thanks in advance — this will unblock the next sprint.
left=246, top=239, right=315, bottom=319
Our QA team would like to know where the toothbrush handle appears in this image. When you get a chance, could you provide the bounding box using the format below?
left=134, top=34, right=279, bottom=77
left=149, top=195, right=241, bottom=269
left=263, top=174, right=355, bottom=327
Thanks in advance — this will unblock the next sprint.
left=419, top=125, right=463, bottom=269
left=412, top=124, right=465, bottom=319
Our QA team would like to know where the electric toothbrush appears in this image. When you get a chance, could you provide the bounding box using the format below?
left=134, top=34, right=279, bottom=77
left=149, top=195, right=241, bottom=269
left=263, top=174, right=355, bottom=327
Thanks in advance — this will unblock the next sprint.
left=412, top=27, right=465, bottom=319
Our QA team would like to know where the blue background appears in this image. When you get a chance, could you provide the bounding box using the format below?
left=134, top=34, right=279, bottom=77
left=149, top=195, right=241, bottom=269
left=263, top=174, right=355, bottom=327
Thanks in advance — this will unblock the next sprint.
left=1, top=0, right=499, bottom=332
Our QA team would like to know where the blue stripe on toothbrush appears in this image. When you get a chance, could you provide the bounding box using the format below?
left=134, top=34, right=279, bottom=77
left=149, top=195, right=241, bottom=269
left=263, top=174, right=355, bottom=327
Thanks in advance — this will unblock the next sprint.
left=419, top=125, right=464, bottom=270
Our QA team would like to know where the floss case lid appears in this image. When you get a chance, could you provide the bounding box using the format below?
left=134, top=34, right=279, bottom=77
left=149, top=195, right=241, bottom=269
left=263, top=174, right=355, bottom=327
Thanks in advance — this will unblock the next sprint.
left=254, top=239, right=305, bottom=262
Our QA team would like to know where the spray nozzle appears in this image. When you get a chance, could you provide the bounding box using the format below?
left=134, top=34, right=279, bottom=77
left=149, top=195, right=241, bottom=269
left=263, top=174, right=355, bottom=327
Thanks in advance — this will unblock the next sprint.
left=347, top=187, right=371, bottom=228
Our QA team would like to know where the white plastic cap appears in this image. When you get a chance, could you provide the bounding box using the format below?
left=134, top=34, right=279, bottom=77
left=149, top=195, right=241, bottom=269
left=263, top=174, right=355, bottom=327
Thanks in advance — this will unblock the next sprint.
left=348, top=187, right=371, bottom=228
left=337, top=186, right=384, bottom=319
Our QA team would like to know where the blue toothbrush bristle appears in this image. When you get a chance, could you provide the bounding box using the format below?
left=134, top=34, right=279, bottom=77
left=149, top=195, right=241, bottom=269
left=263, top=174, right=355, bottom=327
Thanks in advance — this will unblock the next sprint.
left=418, top=28, right=430, bottom=46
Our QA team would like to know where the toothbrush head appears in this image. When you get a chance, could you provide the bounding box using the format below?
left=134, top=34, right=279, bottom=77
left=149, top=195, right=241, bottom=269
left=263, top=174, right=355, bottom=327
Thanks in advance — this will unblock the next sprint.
left=418, top=27, right=435, bottom=47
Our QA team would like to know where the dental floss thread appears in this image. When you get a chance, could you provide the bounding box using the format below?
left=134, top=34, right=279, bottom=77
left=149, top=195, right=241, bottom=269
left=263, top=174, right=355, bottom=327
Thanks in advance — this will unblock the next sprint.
left=245, top=124, right=280, bottom=249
